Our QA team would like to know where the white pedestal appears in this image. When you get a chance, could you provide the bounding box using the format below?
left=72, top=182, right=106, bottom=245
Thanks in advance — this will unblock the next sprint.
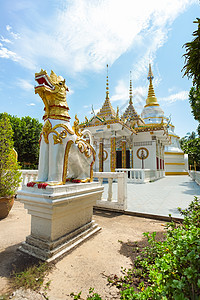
left=17, top=182, right=104, bottom=261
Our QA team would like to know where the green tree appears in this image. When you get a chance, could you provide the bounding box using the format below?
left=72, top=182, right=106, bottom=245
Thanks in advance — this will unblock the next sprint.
left=0, top=113, right=21, bottom=196
left=0, top=114, right=43, bottom=169
left=188, top=86, right=200, bottom=122
left=181, top=135, right=200, bottom=169
left=182, top=18, right=200, bottom=88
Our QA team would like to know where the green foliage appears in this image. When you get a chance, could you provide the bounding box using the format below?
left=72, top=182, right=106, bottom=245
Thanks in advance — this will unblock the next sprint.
left=182, top=18, right=200, bottom=88
left=13, top=262, right=50, bottom=291
left=0, top=114, right=43, bottom=169
left=70, top=199, right=200, bottom=300
left=70, top=288, right=103, bottom=300
left=188, top=86, right=200, bottom=122
left=118, top=197, right=200, bottom=299
left=0, top=113, right=21, bottom=197
left=181, top=136, right=200, bottom=167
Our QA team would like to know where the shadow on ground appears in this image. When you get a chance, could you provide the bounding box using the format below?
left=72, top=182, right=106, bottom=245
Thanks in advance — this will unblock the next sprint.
left=118, top=231, right=166, bottom=266
left=93, top=209, right=123, bottom=219
left=0, top=243, right=42, bottom=280
left=179, top=182, right=200, bottom=196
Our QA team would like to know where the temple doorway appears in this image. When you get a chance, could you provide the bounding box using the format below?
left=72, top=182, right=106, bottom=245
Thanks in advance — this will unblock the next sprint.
left=116, top=150, right=130, bottom=169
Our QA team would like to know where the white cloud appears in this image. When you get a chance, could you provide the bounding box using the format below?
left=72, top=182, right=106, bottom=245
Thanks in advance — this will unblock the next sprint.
left=1, top=0, right=195, bottom=74
left=17, top=79, right=34, bottom=91
left=0, top=36, right=13, bottom=44
left=6, top=25, right=20, bottom=40
left=26, top=103, right=36, bottom=106
left=160, top=90, right=189, bottom=104
left=6, top=25, right=12, bottom=32
left=110, top=80, right=129, bottom=103
left=0, top=46, right=20, bottom=61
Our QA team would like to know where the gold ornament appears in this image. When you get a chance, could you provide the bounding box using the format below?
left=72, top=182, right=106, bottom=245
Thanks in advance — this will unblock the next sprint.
left=42, top=120, right=74, bottom=145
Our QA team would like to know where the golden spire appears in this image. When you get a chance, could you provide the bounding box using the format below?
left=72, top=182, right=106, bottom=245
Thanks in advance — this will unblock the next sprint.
left=145, top=63, right=159, bottom=107
left=97, top=64, right=116, bottom=120
left=106, top=64, right=109, bottom=100
left=129, top=71, right=133, bottom=105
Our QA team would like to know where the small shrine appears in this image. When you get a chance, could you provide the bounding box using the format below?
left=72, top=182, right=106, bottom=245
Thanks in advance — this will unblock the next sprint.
left=80, top=64, right=188, bottom=175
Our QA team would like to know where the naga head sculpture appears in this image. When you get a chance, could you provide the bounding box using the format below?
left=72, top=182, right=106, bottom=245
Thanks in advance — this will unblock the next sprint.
left=35, top=69, right=70, bottom=121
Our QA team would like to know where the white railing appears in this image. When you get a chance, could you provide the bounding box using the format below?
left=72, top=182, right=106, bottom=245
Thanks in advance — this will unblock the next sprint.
left=93, top=172, right=127, bottom=211
left=115, top=168, right=165, bottom=183
left=189, top=170, right=200, bottom=185
left=19, top=170, right=127, bottom=211
left=19, top=169, right=38, bottom=190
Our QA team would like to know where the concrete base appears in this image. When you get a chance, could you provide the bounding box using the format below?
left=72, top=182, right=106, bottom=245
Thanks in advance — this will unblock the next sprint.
left=17, top=182, right=104, bottom=261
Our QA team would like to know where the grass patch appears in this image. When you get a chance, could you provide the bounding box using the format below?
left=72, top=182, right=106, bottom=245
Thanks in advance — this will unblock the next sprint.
left=0, top=295, right=9, bottom=300
left=12, top=262, right=51, bottom=291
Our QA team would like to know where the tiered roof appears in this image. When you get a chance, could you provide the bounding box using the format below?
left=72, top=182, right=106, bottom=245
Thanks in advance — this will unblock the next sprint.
left=121, top=74, right=145, bottom=127
left=96, top=65, right=116, bottom=120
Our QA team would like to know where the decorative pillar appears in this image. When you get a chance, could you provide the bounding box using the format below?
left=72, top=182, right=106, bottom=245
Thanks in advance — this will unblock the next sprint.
left=110, top=135, right=116, bottom=172
left=122, top=137, right=126, bottom=169
left=99, top=138, right=104, bottom=172
left=131, top=149, right=133, bottom=168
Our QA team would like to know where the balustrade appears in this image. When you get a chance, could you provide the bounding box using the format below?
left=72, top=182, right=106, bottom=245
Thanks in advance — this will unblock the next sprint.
left=116, top=168, right=165, bottom=183
left=93, top=171, right=127, bottom=211
left=19, top=170, right=127, bottom=211
left=189, top=170, right=200, bottom=185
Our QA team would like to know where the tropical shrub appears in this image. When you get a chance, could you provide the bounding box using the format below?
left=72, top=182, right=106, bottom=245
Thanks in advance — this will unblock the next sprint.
left=0, top=113, right=21, bottom=197
left=119, top=197, right=200, bottom=299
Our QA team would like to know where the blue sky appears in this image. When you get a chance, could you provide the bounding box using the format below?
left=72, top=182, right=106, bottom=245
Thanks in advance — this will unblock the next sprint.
left=0, top=0, right=199, bottom=138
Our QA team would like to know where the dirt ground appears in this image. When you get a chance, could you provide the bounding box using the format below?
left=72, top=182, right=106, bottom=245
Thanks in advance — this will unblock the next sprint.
left=0, top=201, right=166, bottom=300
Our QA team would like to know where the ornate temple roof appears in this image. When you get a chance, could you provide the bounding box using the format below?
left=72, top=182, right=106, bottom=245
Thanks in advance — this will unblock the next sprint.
left=141, top=64, right=165, bottom=124
left=121, top=74, right=145, bottom=127
left=79, top=66, right=136, bottom=136
left=96, top=65, right=116, bottom=120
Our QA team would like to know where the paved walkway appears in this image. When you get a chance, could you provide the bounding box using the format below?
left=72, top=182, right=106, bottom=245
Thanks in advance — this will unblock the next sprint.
left=126, top=175, right=200, bottom=219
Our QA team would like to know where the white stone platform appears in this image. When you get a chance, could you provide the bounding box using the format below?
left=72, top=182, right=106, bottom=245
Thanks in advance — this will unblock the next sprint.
left=17, top=182, right=104, bottom=261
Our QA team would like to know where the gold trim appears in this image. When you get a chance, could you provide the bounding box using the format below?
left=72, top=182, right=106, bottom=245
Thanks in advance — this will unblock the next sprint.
left=42, top=120, right=74, bottom=144
left=168, top=134, right=180, bottom=139
left=62, top=140, right=74, bottom=184
left=122, top=140, right=126, bottom=168
left=99, top=141, right=103, bottom=172
left=98, top=149, right=108, bottom=161
left=165, top=162, right=185, bottom=165
left=144, top=103, right=159, bottom=107
left=110, top=137, right=116, bottom=172
left=136, top=147, right=149, bottom=160
left=80, top=119, right=137, bottom=134
left=165, top=172, right=188, bottom=175
left=75, top=138, right=93, bottom=158
left=164, top=152, right=184, bottom=156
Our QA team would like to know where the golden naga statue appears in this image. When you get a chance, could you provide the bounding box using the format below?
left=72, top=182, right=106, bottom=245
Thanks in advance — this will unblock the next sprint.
left=35, top=69, right=70, bottom=121
left=34, top=69, right=95, bottom=185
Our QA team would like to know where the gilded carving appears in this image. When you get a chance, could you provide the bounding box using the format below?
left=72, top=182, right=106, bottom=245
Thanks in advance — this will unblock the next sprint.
left=35, top=69, right=70, bottom=121
left=72, top=114, right=82, bottom=137
left=136, top=147, right=149, bottom=160
left=34, top=69, right=96, bottom=185
left=75, top=138, right=93, bottom=158
left=121, top=140, right=126, bottom=168
left=42, top=120, right=74, bottom=145
left=110, top=136, right=116, bottom=172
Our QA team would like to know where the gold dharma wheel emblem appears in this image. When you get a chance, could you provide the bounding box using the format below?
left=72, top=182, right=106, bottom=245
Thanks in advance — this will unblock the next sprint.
left=136, top=147, right=149, bottom=160
left=98, top=149, right=108, bottom=161
left=137, top=147, right=149, bottom=169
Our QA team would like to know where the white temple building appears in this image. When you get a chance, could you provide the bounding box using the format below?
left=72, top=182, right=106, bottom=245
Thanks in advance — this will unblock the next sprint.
left=80, top=64, right=188, bottom=176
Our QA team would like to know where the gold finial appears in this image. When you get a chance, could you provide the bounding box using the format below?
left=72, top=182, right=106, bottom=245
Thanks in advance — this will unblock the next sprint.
left=129, top=71, right=133, bottom=105
left=73, top=114, right=82, bottom=137
left=106, top=64, right=109, bottom=100
left=116, top=106, right=119, bottom=119
left=147, top=63, right=154, bottom=80
left=145, top=64, right=159, bottom=107
left=85, top=116, right=89, bottom=123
